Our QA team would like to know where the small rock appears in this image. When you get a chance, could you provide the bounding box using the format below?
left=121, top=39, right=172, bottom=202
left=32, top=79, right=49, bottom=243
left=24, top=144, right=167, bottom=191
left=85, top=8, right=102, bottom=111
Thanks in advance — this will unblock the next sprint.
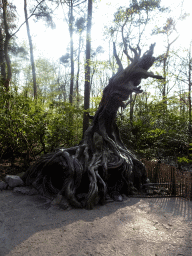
left=0, top=181, right=8, bottom=190
left=13, top=186, right=39, bottom=195
left=5, top=175, right=24, bottom=188
left=162, top=223, right=171, bottom=229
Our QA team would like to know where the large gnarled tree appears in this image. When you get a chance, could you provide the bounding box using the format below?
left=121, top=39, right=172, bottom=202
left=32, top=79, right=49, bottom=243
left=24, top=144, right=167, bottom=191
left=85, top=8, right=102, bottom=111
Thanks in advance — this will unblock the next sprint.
left=22, top=43, right=164, bottom=210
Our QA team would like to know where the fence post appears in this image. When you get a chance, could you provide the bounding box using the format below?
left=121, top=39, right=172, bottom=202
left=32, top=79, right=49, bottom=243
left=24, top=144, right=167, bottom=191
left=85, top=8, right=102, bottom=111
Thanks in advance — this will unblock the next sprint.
left=153, top=162, right=159, bottom=183
left=190, top=173, right=192, bottom=201
left=171, top=167, right=176, bottom=196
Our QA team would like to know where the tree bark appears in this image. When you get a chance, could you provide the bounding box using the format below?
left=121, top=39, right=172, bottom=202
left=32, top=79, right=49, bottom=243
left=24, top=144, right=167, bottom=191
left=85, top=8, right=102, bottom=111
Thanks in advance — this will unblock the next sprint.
left=76, top=30, right=82, bottom=107
left=188, top=43, right=192, bottom=143
left=0, top=28, right=6, bottom=81
left=69, top=0, right=74, bottom=104
left=2, top=0, right=12, bottom=91
left=24, top=0, right=37, bottom=99
left=83, top=0, right=92, bottom=136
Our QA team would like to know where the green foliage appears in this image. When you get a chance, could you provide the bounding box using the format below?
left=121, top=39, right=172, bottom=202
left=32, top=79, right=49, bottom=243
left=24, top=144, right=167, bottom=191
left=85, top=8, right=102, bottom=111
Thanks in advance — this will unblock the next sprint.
left=0, top=87, right=85, bottom=166
left=45, top=101, right=84, bottom=150
left=117, top=95, right=189, bottom=160
left=177, top=156, right=192, bottom=164
left=1, top=80, right=189, bottom=166
left=90, top=94, right=102, bottom=110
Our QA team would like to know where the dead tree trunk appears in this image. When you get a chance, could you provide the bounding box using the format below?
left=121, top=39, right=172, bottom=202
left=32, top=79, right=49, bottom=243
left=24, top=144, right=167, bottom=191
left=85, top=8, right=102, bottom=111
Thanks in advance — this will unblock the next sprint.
left=22, top=43, right=164, bottom=210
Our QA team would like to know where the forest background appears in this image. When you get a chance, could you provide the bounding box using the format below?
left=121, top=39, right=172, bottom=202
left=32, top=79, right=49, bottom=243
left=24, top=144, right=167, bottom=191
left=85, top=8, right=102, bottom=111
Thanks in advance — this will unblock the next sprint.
left=0, top=0, right=192, bottom=177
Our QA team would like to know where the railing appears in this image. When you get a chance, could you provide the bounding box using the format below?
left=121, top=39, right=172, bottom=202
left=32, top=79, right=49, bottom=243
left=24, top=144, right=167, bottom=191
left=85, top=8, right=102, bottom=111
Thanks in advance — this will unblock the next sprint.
left=141, top=159, right=192, bottom=200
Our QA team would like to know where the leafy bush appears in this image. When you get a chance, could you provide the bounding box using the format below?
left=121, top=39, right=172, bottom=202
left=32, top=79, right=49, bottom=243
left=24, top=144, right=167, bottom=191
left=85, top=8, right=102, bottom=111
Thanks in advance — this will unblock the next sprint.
left=0, top=88, right=85, bottom=166
left=177, top=156, right=192, bottom=164
left=0, top=85, right=190, bottom=166
left=117, top=96, right=189, bottom=160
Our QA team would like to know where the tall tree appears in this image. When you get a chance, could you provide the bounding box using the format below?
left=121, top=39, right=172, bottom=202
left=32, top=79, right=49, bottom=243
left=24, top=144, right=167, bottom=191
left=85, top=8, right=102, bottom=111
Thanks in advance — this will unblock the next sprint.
left=24, top=0, right=37, bottom=99
left=0, top=28, right=6, bottom=82
left=188, top=43, right=192, bottom=143
left=63, top=0, right=86, bottom=104
left=176, top=43, right=192, bottom=143
left=83, top=0, right=92, bottom=136
left=1, top=1, right=27, bottom=91
left=153, top=17, right=178, bottom=108
left=75, top=17, right=85, bottom=107
left=60, top=53, right=70, bottom=102
left=68, top=0, right=74, bottom=104
left=2, top=0, right=12, bottom=91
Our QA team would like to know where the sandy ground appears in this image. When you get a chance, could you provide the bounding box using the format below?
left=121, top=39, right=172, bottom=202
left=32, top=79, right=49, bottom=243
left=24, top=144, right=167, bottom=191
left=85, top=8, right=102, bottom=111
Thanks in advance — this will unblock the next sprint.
left=0, top=190, right=192, bottom=256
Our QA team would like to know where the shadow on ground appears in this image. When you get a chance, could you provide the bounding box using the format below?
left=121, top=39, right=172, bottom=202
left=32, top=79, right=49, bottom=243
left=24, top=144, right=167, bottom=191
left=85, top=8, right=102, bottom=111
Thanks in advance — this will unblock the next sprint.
left=0, top=190, right=192, bottom=256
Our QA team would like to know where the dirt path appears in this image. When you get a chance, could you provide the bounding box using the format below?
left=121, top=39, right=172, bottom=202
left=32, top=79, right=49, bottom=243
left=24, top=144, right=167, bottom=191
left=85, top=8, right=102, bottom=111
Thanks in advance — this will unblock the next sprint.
left=0, top=190, right=192, bottom=256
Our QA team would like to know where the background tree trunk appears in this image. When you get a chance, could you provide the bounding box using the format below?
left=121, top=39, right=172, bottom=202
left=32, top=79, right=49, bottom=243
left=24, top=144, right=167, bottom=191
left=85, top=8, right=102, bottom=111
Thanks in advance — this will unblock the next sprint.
left=188, top=43, right=192, bottom=144
left=83, top=0, right=92, bottom=136
left=76, top=33, right=81, bottom=106
left=69, top=0, right=74, bottom=104
left=24, top=0, right=37, bottom=99
left=2, top=0, right=12, bottom=92
left=75, top=17, right=85, bottom=107
left=0, top=28, right=6, bottom=81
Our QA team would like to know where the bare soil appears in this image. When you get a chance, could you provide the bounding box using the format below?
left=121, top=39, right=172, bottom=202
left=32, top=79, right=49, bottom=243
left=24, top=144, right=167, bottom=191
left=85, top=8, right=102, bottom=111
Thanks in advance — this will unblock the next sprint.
left=0, top=190, right=192, bottom=256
